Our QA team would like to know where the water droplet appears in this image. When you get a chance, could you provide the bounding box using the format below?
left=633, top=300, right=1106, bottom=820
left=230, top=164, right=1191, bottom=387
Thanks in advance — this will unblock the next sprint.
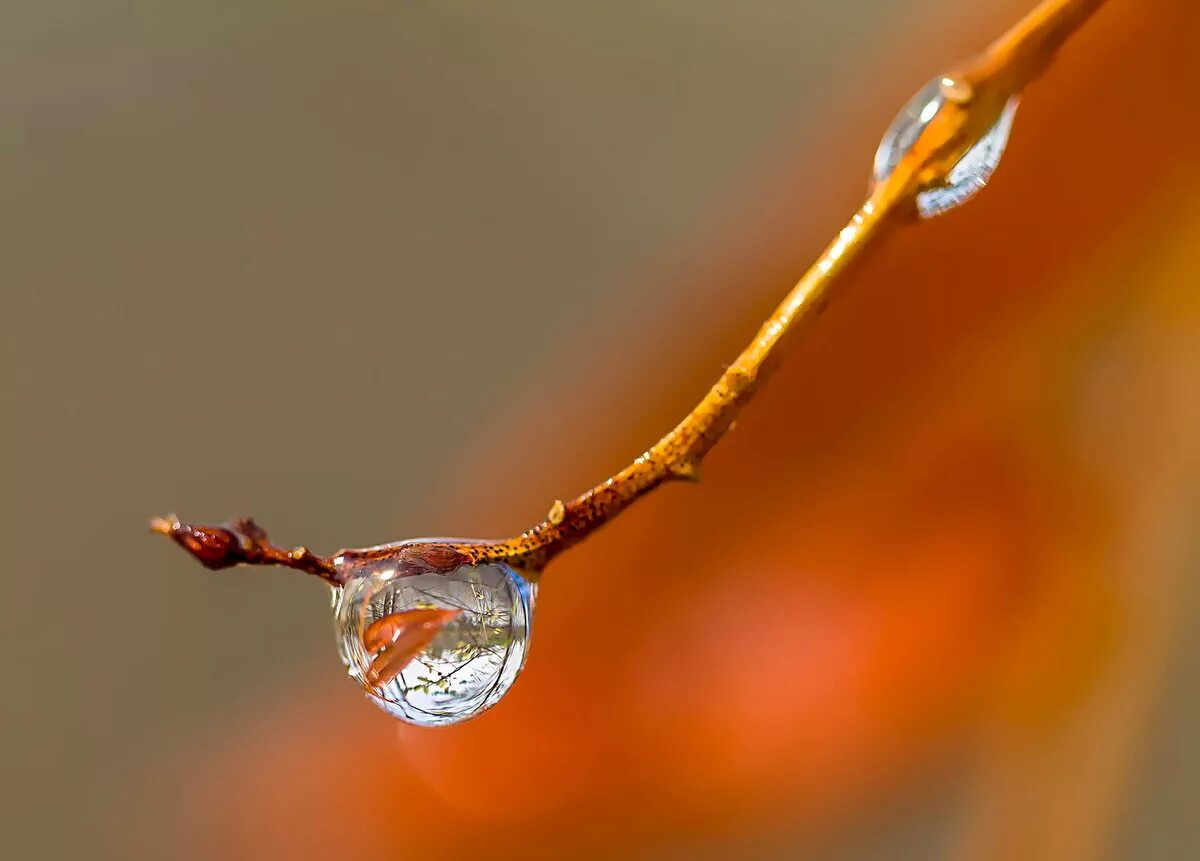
left=873, top=75, right=1019, bottom=218
left=333, top=543, right=536, bottom=726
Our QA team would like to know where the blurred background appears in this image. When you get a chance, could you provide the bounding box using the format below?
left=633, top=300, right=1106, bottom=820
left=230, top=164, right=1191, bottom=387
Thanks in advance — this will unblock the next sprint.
left=2, top=0, right=1197, bottom=858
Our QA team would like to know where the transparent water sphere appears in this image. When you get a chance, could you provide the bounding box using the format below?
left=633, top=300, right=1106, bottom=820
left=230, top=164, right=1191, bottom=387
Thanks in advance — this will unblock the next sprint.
left=873, top=75, right=1019, bottom=218
left=333, top=548, right=536, bottom=726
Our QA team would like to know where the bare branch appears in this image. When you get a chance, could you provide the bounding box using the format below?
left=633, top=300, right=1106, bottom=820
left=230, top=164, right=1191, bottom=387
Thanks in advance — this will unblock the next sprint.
left=471, top=0, right=1113, bottom=575
left=150, top=515, right=340, bottom=585
left=153, top=0, right=1112, bottom=582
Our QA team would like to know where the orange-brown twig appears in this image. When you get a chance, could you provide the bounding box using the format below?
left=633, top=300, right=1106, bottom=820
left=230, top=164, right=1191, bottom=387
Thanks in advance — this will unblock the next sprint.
left=469, top=0, right=1114, bottom=575
left=150, top=516, right=339, bottom=584
left=153, top=0, right=1111, bottom=582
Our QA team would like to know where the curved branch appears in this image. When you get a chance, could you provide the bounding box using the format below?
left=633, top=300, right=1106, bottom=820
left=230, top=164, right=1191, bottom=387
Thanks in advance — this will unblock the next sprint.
left=473, top=0, right=1112, bottom=575
left=152, top=0, right=1112, bottom=583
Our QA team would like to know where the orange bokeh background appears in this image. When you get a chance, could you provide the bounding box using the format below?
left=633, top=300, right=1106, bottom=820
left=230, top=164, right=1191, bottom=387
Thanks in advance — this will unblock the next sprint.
left=5, top=1, right=1193, bottom=858
left=126, top=1, right=1198, bottom=858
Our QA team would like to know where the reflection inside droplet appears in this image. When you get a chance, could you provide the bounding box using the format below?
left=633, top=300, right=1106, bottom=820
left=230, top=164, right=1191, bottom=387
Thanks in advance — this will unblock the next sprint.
left=333, top=548, right=536, bottom=726
left=873, top=75, right=1020, bottom=218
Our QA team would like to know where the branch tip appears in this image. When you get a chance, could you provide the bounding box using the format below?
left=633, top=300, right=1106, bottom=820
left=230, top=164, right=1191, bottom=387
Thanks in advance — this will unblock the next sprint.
left=150, top=513, right=340, bottom=584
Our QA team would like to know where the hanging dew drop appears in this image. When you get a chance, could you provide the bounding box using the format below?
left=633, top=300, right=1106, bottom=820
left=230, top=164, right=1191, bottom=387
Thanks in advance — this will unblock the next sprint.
left=872, top=74, right=1019, bottom=218
left=332, top=543, right=536, bottom=726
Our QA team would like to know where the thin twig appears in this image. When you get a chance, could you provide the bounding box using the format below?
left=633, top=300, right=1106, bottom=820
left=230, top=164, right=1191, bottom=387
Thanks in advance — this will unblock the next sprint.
left=468, top=0, right=1114, bottom=574
left=152, top=0, right=1112, bottom=582
left=150, top=516, right=339, bottom=584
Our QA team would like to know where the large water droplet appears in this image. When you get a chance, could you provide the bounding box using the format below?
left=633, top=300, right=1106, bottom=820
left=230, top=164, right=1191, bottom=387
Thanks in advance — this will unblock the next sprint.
left=333, top=544, right=536, bottom=726
left=873, top=75, right=1019, bottom=218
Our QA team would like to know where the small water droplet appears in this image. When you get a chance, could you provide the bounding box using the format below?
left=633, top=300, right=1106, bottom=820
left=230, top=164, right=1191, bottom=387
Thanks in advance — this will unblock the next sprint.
left=333, top=543, right=536, bottom=726
left=873, top=75, right=1019, bottom=218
